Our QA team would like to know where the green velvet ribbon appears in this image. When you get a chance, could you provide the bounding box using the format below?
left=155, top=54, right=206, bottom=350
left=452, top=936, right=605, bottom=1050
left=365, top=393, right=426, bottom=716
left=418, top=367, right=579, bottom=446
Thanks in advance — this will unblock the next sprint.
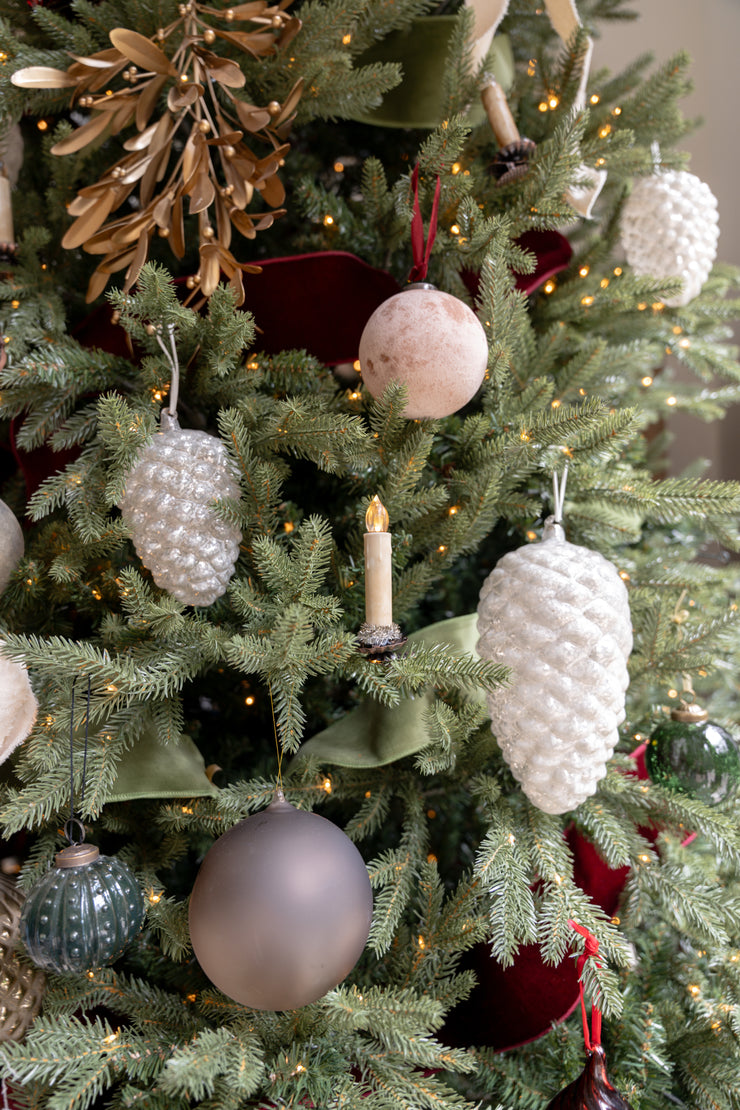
left=296, top=613, right=484, bottom=769
left=107, top=726, right=219, bottom=802
left=350, top=27, right=513, bottom=129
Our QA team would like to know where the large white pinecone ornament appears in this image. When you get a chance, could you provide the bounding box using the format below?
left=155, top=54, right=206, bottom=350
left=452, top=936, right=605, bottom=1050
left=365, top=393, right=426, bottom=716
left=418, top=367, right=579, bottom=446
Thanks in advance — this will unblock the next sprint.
left=119, top=411, right=241, bottom=606
left=621, top=169, right=719, bottom=307
left=476, top=518, right=632, bottom=814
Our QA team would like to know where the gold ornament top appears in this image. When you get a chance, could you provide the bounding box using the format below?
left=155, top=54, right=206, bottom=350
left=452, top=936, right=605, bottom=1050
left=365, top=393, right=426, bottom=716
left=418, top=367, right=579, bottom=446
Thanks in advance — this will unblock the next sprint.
left=12, top=0, right=303, bottom=305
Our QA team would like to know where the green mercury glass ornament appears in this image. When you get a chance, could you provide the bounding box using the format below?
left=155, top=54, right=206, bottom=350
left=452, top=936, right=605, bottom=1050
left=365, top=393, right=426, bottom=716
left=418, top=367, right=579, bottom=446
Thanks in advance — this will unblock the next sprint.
left=646, top=703, right=740, bottom=806
left=20, top=839, right=145, bottom=974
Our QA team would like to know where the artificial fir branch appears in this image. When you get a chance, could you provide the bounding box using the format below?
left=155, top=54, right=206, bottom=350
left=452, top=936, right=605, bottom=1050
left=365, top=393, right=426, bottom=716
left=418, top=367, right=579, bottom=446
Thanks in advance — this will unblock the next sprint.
left=1, top=0, right=740, bottom=1107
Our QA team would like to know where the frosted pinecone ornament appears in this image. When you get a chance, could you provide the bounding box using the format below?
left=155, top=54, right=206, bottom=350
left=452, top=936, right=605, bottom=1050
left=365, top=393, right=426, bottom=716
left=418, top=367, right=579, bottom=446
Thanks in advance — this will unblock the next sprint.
left=621, top=168, right=719, bottom=307
left=476, top=498, right=632, bottom=814
left=119, top=410, right=242, bottom=606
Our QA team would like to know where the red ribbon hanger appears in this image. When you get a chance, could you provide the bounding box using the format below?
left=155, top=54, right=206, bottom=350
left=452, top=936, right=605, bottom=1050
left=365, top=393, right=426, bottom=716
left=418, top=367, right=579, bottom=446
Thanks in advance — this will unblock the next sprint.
left=408, top=163, right=441, bottom=283
left=569, top=919, right=602, bottom=1051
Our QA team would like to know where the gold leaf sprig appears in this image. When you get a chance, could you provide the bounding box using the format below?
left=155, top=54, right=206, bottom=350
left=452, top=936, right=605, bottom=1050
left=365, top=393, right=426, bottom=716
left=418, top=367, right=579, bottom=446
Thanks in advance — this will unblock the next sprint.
left=12, top=0, right=304, bottom=306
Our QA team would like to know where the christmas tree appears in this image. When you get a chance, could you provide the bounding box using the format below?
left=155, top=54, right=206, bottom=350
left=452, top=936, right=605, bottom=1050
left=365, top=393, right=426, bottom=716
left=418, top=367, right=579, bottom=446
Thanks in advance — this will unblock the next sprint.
left=2, top=0, right=740, bottom=1106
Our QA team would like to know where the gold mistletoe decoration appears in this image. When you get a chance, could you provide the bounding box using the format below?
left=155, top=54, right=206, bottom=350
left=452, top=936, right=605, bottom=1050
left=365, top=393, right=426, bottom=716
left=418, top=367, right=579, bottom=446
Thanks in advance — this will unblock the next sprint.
left=12, top=0, right=303, bottom=305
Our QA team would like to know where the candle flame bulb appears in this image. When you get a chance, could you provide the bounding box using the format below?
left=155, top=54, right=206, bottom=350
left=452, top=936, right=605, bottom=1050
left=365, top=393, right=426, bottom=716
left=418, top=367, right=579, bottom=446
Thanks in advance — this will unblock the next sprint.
left=365, top=496, right=389, bottom=533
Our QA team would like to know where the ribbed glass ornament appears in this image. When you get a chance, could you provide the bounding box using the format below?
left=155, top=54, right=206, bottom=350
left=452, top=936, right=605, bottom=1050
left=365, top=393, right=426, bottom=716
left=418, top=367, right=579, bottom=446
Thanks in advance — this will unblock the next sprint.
left=646, top=708, right=740, bottom=806
left=20, top=846, right=145, bottom=974
left=119, top=410, right=242, bottom=607
left=621, top=169, right=719, bottom=307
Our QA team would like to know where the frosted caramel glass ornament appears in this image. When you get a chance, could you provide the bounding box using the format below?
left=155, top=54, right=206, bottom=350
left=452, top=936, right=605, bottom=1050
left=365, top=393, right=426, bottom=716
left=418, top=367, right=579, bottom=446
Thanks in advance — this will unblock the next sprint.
left=621, top=169, right=719, bottom=307
left=119, top=411, right=242, bottom=607
left=476, top=516, right=632, bottom=814
left=358, top=284, right=488, bottom=418
left=189, top=790, right=373, bottom=1010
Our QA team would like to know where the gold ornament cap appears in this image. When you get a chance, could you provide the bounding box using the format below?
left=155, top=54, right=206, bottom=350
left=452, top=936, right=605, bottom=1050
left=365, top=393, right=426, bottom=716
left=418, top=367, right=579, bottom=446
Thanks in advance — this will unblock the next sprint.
left=670, top=702, right=709, bottom=724
left=55, top=843, right=100, bottom=868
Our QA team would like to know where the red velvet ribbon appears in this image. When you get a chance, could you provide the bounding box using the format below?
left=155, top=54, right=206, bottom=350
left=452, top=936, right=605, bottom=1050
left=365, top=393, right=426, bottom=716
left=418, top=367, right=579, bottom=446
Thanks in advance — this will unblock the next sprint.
left=569, top=919, right=602, bottom=1051
left=408, top=164, right=441, bottom=283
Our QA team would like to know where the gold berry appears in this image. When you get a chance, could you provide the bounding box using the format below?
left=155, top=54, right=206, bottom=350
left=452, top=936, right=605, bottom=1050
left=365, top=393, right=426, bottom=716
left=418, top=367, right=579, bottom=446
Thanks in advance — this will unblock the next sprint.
left=186, top=276, right=196, bottom=289
left=157, top=227, right=171, bottom=238
left=271, top=14, right=282, bottom=26
left=198, top=119, right=211, bottom=133
left=224, top=145, right=236, bottom=159
left=202, top=226, right=215, bottom=240
left=203, top=27, right=216, bottom=44
left=225, top=7, right=234, bottom=19
left=145, top=323, right=157, bottom=336
left=267, top=100, right=281, bottom=117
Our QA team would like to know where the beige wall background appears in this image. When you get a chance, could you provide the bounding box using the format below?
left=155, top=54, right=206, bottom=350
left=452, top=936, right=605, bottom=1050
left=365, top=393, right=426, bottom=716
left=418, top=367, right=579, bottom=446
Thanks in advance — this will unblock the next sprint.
left=593, top=0, right=740, bottom=479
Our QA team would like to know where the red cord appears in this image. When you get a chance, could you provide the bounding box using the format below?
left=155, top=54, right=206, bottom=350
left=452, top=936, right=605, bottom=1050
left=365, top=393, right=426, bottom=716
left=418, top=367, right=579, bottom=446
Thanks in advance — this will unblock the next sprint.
left=569, top=919, right=602, bottom=1050
left=408, top=164, right=441, bottom=283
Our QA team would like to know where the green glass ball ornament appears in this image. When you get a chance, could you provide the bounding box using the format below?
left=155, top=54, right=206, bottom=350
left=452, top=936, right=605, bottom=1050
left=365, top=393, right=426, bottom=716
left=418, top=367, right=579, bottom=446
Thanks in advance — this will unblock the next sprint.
left=189, top=789, right=373, bottom=1010
left=20, top=842, right=145, bottom=973
left=646, top=703, right=740, bottom=806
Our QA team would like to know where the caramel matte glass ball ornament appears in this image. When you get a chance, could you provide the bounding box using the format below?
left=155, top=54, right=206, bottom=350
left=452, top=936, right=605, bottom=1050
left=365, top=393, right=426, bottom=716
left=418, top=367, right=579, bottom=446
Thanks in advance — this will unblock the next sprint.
left=20, top=843, right=145, bottom=974
left=476, top=517, right=632, bottom=814
left=358, top=283, right=488, bottom=419
left=189, top=789, right=373, bottom=1010
left=621, top=169, right=719, bottom=307
left=646, top=703, right=740, bottom=806
left=546, top=1046, right=634, bottom=1110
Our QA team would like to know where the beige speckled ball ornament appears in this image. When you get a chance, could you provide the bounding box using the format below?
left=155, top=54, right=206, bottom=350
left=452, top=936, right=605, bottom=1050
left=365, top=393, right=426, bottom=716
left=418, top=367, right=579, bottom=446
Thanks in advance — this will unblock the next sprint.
left=358, top=283, right=489, bottom=419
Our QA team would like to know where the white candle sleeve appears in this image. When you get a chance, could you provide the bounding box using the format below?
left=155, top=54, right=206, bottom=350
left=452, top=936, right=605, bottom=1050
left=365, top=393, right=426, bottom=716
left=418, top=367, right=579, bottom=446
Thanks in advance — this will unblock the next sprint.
left=364, top=530, right=393, bottom=626
left=0, top=174, right=14, bottom=245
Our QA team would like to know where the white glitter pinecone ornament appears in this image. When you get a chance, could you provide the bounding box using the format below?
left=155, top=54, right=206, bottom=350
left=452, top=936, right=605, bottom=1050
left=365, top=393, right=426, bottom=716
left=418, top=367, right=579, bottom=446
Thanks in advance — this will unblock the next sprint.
left=621, top=169, right=719, bottom=307
left=476, top=518, right=632, bottom=814
left=119, top=411, right=241, bottom=606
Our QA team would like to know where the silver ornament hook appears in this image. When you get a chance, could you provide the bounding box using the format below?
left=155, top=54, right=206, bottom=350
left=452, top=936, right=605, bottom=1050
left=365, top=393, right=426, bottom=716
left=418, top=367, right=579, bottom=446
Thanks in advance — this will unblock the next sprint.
left=552, top=463, right=569, bottom=525
left=155, top=323, right=180, bottom=418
